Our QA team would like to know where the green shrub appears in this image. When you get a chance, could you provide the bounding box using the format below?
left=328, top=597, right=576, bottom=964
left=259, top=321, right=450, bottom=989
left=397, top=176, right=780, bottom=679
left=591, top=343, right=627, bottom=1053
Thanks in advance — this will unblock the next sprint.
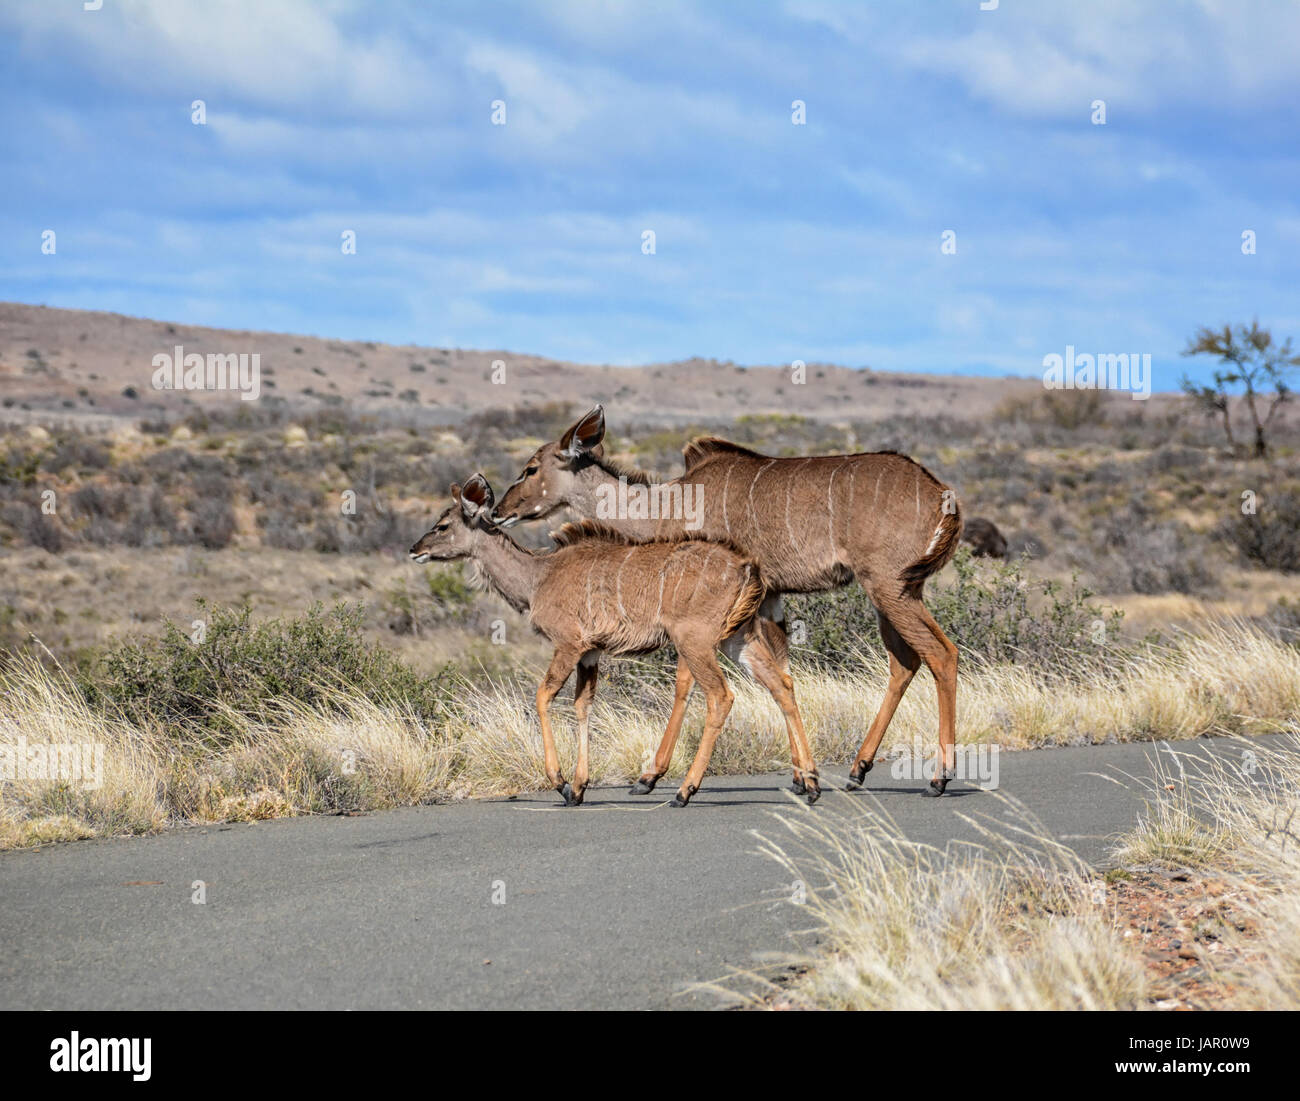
left=79, top=600, right=454, bottom=740
left=787, top=549, right=1124, bottom=675
left=425, top=565, right=474, bottom=612
left=385, top=566, right=477, bottom=636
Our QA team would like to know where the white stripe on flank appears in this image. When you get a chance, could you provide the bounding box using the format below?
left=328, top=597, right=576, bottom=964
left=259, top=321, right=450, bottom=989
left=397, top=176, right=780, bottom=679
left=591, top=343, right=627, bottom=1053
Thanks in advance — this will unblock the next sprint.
left=720, top=464, right=733, bottom=537
left=749, top=460, right=777, bottom=526
left=924, top=521, right=945, bottom=557
left=688, top=546, right=715, bottom=604
left=826, top=464, right=839, bottom=553
left=656, top=563, right=666, bottom=622
left=784, top=463, right=799, bottom=548
left=669, top=553, right=687, bottom=610
left=615, top=547, right=634, bottom=618
left=845, top=463, right=856, bottom=544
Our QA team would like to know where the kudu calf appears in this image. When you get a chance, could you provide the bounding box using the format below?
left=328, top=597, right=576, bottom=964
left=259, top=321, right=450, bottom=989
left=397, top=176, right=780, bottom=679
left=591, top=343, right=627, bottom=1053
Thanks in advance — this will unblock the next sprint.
left=493, top=407, right=964, bottom=795
left=409, top=474, right=820, bottom=807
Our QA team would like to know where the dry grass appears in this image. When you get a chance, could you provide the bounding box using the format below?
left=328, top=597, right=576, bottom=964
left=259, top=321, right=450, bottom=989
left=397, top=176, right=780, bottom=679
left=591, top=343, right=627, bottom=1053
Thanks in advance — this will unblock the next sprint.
left=744, top=798, right=1149, bottom=1010
left=2, top=623, right=1298, bottom=850
left=1110, top=736, right=1300, bottom=1008
left=0, top=655, right=167, bottom=847
left=755, top=732, right=1300, bottom=1011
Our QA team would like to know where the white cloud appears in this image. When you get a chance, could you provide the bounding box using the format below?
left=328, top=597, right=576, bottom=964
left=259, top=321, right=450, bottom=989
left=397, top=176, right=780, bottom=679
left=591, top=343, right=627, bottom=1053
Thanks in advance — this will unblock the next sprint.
left=1, top=0, right=446, bottom=118
left=464, top=41, right=595, bottom=141
left=786, top=0, right=1300, bottom=118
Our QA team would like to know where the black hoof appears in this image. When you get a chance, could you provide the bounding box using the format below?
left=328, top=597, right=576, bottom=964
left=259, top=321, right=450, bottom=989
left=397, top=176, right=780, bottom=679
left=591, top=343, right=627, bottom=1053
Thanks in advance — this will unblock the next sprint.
left=629, top=778, right=656, bottom=795
left=805, top=784, right=822, bottom=806
left=559, top=782, right=582, bottom=807
left=923, top=770, right=956, bottom=798
left=844, top=759, right=873, bottom=791
left=671, top=795, right=689, bottom=808
left=671, top=784, right=697, bottom=808
left=790, top=777, right=807, bottom=795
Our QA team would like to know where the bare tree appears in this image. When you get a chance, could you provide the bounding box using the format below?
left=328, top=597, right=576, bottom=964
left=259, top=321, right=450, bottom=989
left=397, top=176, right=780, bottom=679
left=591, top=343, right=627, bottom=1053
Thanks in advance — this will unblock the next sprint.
left=1180, top=320, right=1298, bottom=457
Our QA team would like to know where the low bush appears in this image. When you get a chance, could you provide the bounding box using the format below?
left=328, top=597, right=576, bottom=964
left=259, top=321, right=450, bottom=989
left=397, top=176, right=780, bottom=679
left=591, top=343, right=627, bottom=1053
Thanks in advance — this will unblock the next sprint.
left=786, top=549, right=1124, bottom=674
left=1219, top=490, right=1300, bottom=573
left=78, top=600, right=455, bottom=740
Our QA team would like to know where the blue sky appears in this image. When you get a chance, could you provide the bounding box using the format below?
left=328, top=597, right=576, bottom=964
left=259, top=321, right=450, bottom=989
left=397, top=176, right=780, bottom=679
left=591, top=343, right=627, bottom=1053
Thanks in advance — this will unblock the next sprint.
left=2, top=0, right=1297, bottom=389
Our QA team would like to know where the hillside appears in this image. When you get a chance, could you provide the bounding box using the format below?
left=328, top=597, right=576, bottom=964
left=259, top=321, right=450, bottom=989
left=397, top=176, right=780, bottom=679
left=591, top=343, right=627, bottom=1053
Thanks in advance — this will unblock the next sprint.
left=3, top=300, right=1062, bottom=426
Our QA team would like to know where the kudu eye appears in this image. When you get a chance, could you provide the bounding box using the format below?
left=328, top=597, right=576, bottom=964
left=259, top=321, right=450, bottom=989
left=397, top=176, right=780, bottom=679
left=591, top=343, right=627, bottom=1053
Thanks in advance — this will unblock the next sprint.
left=524, top=465, right=539, bottom=476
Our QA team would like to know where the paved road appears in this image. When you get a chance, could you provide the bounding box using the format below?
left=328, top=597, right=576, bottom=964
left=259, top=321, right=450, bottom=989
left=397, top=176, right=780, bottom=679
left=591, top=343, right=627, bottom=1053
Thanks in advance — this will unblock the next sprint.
left=0, top=737, right=1264, bottom=1010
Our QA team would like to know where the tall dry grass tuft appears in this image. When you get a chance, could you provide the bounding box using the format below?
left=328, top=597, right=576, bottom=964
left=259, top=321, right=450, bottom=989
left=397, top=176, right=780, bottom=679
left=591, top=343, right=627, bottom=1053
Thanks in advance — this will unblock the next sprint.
left=1112, top=735, right=1300, bottom=1008
left=0, top=653, right=167, bottom=847
left=799, top=622, right=1300, bottom=761
left=745, top=796, right=1148, bottom=1010
left=166, top=691, right=464, bottom=821
left=763, top=735, right=1300, bottom=1011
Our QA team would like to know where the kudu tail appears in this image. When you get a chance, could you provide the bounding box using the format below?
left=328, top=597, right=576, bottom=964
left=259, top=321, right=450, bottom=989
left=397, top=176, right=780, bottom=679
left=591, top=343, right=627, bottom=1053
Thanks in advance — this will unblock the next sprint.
left=721, top=561, right=767, bottom=639
left=899, top=499, right=963, bottom=595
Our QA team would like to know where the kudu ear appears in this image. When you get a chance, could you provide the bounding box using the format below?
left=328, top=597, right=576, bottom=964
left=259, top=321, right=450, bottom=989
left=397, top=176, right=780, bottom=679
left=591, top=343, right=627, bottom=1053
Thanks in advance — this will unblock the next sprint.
left=460, top=472, right=495, bottom=519
left=558, top=405, right=605, bottom=460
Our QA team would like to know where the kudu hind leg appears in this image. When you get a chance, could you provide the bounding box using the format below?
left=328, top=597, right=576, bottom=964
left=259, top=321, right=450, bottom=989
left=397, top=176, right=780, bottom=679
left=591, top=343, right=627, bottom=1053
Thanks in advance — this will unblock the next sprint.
left=872, top=595, right=959, bottom=797
left=754, top=597, right=808, bottom=794
left=671, top=649, right=734, bottom=807
left=743, top=619, right=821, bottom=804
left=912, top=600, right=959, bottom=796
left=631, top=657, right=694, bottom=795
left=724, top=616, right=807, bottom=794
left=567, top=653, right=599, bottom=805
left=847, top=609, right=920, bottom=790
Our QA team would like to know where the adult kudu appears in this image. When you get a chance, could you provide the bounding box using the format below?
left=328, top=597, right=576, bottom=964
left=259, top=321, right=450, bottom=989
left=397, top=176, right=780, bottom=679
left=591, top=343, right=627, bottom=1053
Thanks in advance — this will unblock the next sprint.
left=492, top=407, right=965, bottom=795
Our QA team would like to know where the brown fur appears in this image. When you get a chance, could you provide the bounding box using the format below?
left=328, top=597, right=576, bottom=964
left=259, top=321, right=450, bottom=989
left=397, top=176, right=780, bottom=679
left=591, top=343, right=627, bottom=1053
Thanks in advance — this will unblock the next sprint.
left=549, top=516, right=751, bottom=558
left=900, top=506, right=963, bottom=592
left=681, top=436, right=762, bottom=468
left=548, top=518, right=636, bottom=547
left=592, top=455, right=655, bottom=486
left=493, top=408, right=966, bottom=793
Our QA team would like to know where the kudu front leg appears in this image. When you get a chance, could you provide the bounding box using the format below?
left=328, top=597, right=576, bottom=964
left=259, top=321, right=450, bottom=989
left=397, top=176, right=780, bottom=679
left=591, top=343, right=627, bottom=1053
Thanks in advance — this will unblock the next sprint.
left=536, top=648, right=580, bottom=805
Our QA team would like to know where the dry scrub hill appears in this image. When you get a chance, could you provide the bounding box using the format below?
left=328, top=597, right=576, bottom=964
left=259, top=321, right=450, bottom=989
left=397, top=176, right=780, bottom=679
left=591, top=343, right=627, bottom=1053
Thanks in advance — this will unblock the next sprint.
left=4, top=300, right=1058, bottom=426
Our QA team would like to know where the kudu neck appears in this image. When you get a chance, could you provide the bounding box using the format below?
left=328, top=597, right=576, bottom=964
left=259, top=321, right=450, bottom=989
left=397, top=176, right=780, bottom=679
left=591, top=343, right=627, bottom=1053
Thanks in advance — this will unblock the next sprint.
left=569, top=462, right=686, bottom=540
left=468, top=523, right=545, bottom=614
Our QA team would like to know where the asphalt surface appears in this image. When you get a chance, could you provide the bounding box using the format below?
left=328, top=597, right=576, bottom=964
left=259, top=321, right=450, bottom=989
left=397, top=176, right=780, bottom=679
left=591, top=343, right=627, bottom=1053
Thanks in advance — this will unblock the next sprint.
left=0, top=736, right=1267, bottom=1010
